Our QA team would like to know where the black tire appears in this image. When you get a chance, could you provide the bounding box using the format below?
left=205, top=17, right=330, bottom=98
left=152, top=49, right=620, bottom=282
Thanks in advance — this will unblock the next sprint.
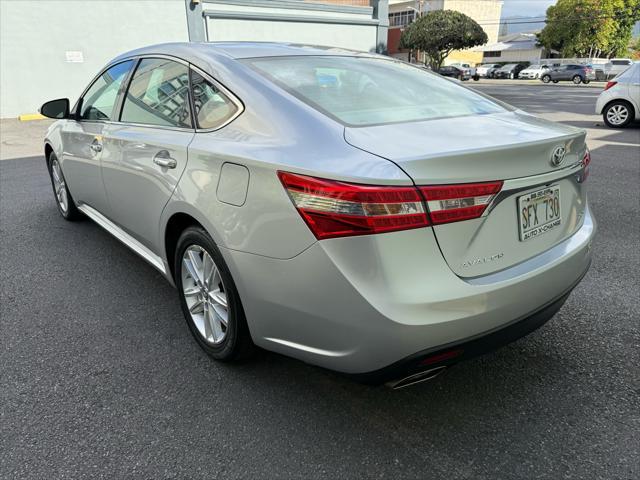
left=472, top=74, right=479, bottom=81
left=572, top=75, right=582, bottom=84
left=603, top=100, right=634, bottom=128
left=175, top=226, right=254, bottom=361
left=584, top=79, right=590, bottom=84
left=541, top=75, right=551, bottom=83
left=46, top=152, right=82, bottom=221
left=552, top=80, right=559, bottom=84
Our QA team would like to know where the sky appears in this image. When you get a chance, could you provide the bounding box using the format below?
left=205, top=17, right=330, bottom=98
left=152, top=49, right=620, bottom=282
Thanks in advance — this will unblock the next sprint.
left=501, top=0, right=557, bottom=19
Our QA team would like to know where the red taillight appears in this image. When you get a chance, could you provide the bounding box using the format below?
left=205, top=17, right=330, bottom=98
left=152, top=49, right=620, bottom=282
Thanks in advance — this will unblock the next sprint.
left=419, top=181, right=503, bottom=225
left=278, top=172, right=429, bottom=239
left=581, top=148, right=591, bottom=182
left=604, top=81, right=617, bottom=91
left=278, top=172, right=504, bottom=238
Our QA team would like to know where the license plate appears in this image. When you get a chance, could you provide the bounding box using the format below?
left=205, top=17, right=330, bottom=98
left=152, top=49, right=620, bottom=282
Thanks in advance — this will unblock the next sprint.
left=518, top=187, right=561, bottom=241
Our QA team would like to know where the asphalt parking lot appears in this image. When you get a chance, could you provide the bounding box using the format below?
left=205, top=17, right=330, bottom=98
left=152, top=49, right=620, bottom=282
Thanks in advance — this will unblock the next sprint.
left=1, top=85, right=639, bottom=479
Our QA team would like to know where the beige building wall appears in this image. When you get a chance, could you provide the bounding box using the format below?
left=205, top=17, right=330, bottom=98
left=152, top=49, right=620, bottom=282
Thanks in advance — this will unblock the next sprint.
left=444, top=0, right=502, bottom=64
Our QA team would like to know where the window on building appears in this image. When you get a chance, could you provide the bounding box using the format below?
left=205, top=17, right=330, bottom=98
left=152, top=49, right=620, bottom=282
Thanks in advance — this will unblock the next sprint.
left=121, top=58, right=192, bottom=128
left=389, top=10, right=415, bottom=27
left=483, top=51, right=502, bottom=58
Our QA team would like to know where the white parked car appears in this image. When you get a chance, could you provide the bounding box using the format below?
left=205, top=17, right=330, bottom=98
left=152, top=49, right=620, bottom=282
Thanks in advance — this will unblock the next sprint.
left=476, top=63, right=501, bottom=78
left=596, top=62, right=640, bottom=128
left=519, top=64, right=550, bottom=80
left=604, top=58, right=633, bottom=79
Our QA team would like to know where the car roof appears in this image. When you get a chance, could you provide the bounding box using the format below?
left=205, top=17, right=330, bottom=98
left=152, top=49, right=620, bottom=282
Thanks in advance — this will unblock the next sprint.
left=111, top=41, right=374, bottom=66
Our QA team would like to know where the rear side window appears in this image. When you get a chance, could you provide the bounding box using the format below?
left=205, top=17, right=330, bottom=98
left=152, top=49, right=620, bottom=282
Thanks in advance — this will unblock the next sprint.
left=612, top=60, right=631, bottom=65
left=190, top=70, right=239, bottom=129
left=244, top=56, right=506, bottom=127
left=121, top=58, right=192, bottom=128
left=80, top=61, right=134, bottom=121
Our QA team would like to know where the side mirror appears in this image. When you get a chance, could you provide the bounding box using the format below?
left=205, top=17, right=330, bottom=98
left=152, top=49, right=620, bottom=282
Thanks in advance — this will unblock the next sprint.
left=40, top=98, right=70, bottom=119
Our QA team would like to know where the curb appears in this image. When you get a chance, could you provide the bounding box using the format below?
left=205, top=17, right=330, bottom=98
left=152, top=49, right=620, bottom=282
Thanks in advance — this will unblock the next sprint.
left=18, top=113, right=46, bottom=121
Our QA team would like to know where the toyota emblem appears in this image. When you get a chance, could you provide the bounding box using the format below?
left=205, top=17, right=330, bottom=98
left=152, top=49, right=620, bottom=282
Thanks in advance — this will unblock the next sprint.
left=550, top=146, right=566, bottom=167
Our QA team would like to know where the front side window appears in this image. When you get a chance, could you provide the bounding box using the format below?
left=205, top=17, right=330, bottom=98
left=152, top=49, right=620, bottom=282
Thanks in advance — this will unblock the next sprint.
left=121, top=58, right=192, bottom=128
left=190, top=70, right=239, bottom=129
left=244, top=56, right=506, bottom=127
left=80, top=60, right=134, bottom=121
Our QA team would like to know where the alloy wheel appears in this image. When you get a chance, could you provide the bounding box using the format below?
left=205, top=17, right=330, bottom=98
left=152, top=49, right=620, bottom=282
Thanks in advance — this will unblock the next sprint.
left=606, top=105, right=629, bottom=126
left=51, top=158, right=69, bottom=213
left=181, top=245, right=229, bottom=345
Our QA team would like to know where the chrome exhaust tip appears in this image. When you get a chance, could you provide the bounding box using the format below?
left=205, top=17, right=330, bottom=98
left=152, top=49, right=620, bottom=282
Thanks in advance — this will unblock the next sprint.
left=386, top=366, right=447, bottom=390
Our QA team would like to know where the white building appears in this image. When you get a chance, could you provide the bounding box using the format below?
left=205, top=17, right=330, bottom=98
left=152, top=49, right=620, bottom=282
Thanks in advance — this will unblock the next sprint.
left=0, top=0, right=388, bottom=118
left=476, top=32, right=554, bottom=64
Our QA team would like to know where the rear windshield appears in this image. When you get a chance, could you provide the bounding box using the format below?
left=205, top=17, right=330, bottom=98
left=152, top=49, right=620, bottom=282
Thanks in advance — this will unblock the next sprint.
left=243, top=56, right=507, bottom=127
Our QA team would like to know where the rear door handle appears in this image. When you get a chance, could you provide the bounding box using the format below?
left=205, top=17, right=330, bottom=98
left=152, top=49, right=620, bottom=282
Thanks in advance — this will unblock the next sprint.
left=153, top=150, right=177, bottom=169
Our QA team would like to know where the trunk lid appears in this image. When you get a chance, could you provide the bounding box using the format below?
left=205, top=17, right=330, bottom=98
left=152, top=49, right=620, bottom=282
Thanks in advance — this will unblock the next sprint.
left=344, top=111, right=588, bottom=277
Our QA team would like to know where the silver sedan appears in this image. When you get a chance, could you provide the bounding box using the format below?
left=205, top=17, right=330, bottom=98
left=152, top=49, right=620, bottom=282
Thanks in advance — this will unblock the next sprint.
left=40, top=43, right=595, bottom=387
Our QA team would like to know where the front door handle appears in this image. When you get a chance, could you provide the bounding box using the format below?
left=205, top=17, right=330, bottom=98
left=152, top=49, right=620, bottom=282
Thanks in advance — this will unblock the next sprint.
left=90, top=137, right=103, bottom=153
left=153, top=150, right=177, bottom=169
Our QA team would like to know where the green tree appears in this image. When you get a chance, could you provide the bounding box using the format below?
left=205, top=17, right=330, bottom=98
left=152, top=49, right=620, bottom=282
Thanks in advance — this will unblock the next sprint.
left=537, top=0, right=640, bottom=58
left=400, top=10, right=488, bottom=70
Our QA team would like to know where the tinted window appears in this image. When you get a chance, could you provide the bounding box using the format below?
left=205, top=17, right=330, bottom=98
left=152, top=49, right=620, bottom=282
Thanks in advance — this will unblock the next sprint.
left=612, top=60, right=631, bottom=65
left=190, top=70, right=239, bottom=129
left=121, top=58, right=192, bottom=128
left=244, top=56, right=506, bottom=127
left=80, top=61, right=134, bottom=121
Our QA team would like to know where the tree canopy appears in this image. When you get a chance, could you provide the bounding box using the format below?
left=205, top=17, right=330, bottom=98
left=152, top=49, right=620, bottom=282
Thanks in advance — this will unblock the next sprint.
left=400, top=10, right=488, bottom=69
left=537, top=0, right=640, bottom=58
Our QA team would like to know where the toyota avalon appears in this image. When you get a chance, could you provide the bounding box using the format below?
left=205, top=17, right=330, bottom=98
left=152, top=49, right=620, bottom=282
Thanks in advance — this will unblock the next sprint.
left=40, top=43, right=595, bottom=387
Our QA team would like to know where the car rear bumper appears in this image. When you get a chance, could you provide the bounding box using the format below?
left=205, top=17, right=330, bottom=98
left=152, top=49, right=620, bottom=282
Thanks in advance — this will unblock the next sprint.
left=222, top=205, right=595, bottom=376
left=352, top=284, right=579, bottom=385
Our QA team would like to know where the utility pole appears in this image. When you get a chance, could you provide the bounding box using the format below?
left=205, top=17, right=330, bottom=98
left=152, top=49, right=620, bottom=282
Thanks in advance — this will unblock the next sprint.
left=406, top=1, right=427, bottom=64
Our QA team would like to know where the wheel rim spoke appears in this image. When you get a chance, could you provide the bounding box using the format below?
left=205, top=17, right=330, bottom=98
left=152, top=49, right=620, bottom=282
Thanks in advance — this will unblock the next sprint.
left=183, top=286, right=200, bottom=297
left=211, top=303, right=228, bottom=326
left=207, top=304, right=225, bottom=341
left=208, top=289, right=227, bottom=309
left=189, top=299, right=204, bottom=314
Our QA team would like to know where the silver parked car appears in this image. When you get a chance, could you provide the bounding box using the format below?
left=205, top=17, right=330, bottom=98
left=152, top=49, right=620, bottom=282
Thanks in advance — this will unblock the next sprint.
left=40, top=43, right=595, bottom=387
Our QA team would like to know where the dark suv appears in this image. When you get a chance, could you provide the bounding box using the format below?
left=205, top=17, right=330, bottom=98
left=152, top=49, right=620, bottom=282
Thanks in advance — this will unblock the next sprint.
left=437, top=65, right=469, bottom=81
left=541, top=65, right=596, bottom=84
left=493, top=63, right=527, bottom=79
